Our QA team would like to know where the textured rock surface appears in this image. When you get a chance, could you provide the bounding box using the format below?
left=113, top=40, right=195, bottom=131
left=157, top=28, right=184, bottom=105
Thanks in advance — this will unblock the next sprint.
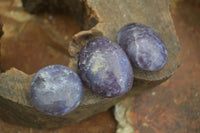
left=115, top=98, right=135, bottom=133
left=115, top=1, right=200, bottom=132
left=30, top=65, right=83, bottom=115
left=78, top=37, right=133, bottom=98
left=0, top=0, right=79, bottom=74
left=0, top=21, right=2, bottom=70
left=0, top=22, right=3, bottom=38
left=0, top=109, right=117, bottom=133
left=117, top=23, right=168, bottom=71
left=0, top=0, right=180, bottom=129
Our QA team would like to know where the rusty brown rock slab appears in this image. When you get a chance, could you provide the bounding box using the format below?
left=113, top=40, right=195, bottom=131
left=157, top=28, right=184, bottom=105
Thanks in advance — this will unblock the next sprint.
left=115, top=1, right=200, bottom=132
left=0, top=0, right=80, bottom=74
left=0, top=0, right=180, bottom=128
left=1, top=19, right=71, bottom=74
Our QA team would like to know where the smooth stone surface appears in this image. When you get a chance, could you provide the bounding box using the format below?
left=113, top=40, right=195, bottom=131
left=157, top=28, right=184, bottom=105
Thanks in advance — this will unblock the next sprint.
left=30, top=65, right=83, bottom=115
left=78, top=37, right=134, bottom=98
left=117, top=23, right=168, bottom=71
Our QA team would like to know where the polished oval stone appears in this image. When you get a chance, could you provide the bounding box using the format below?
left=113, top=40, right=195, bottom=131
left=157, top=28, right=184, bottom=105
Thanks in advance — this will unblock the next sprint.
left=117, top=23, right=168, bottom=71
left=78, top=37, right=134, bottom=98
left=30, top=65, right=83, bottom=116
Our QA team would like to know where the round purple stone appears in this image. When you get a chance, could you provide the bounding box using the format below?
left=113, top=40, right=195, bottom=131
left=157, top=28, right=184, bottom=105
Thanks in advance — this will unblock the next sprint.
left=30, top=65, right=83, bottom=116
left=78, top=37, right=133, bottom=98
left=117, top=23, right=168, bottom=71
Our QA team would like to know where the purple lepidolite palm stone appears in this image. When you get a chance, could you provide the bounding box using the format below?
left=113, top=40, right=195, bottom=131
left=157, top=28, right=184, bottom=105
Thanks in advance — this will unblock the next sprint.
left=78, top=37, right=133, bottom=98
left=30, top=65, right=83, bottom=116
left=117, top=23, right=168, bottom=71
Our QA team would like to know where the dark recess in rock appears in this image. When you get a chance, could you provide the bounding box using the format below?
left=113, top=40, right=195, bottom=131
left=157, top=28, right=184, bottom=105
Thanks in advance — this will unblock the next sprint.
left=21, top=0, right=99, bottom=30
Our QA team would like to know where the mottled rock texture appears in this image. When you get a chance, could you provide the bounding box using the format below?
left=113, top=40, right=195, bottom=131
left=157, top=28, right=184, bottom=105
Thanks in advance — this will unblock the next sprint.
left=117, top=23, right=168, bottom=71
left=78, top=37, right=133, bottom=98
left=30, top=65, right=83, bottom=115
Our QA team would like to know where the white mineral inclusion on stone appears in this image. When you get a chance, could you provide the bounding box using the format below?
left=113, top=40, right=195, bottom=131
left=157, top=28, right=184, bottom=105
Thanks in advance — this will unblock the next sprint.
left=117, top=23, right=168, bottom=71
left=134, top=38, right=161, bottom=70
left=87, top=47, right=126, bottom=91
left=30, top=65, right=83, bottom=116
left=89, top=50, right=109, bottom=76
left=108, top=50, right=127, bottom=89
left=78, top=37, right=134, bottom=98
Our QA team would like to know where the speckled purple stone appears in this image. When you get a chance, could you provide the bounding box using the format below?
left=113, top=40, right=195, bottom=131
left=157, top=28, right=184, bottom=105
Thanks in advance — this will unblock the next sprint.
left=117, top=23, right=168, bottom=71
left=30, top=65, right=83, bottom=116
left=78, top=37, right=133, bottom=98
